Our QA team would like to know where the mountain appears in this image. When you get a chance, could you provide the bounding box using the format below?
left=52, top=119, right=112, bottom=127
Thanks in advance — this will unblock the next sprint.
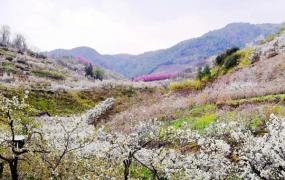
left=48, top=22, right=285, bottom=78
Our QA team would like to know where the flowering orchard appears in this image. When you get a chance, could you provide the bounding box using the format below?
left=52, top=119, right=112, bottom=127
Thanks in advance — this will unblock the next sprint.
left=90, top=114, right=285, bottom=179
left=1, top=94, right=285, bottom=179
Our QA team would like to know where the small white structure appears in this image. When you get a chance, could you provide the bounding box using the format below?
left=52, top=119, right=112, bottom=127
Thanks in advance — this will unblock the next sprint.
left=13, top=135, right=26, bottom=149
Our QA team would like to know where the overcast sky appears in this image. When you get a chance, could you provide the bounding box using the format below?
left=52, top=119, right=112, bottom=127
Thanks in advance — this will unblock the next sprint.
left=0, top=0, right=285, bottom=54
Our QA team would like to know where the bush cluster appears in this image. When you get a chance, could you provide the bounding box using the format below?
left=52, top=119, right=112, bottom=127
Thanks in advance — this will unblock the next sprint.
left=85, top=63, right=105, bottom=80
left=195, top=47, right=243, bottom=82
left=215, top=47, right=239, bottom=66
left=197, top=65, right=211, bottom=81
left=223, top=53, right=240, bottom=69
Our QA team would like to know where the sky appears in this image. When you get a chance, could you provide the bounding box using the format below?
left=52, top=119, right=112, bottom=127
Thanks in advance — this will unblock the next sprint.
left=0, top=0, right=285, bottom=54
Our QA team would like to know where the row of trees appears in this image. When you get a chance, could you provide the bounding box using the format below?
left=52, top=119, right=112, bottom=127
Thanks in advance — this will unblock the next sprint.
left=0, top=25, right=27, bottom=52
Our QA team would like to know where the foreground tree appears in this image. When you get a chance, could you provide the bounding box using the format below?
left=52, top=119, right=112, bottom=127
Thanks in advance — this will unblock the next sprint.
left=38, top=116, right=96, bottom=178
left=0, top=92, right=46, bottom=180
left=0, top=93, right=99, bottom=179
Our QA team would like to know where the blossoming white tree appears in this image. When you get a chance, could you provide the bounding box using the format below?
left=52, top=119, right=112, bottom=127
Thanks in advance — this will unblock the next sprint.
left=2, top=93, right=285, bottom=179
left=0, top=91, right=46, bottom=180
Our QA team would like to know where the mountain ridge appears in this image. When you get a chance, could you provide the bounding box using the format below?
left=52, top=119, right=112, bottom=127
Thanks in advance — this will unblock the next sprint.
left=48, top=22, right=285, bottom=78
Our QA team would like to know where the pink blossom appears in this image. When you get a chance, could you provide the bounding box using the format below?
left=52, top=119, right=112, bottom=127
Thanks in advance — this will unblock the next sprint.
left=75, top=56, right=92, bottom=65
left=134, top=73, right=177, bottom=82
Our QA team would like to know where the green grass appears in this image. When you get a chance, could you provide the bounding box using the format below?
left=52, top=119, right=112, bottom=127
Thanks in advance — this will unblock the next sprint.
left=169, top=94, right=285, bottom=134
left=250, top=117, right=263, bottom=129
left=21, top=90, right=94, bottom=116
left=170, top=117, right=189, bottom=128
left=169, top=113, right=217, bottom=131
left=225, top=94, right=285, bottom=106
left=189, top=104, right=217, bottom=116
left=169, top=79, right=202, bottom=92
left=217, top=104, right=285, bottom=131
left=1, top=62, right=17, bottom=73
left=0, top=88, right=96, bottom=116
left=169, top=104, right=217, bottom=131
left=130, top=163, right=152, bottom=179
left=0, top=48, right=16, bottom=59
left=0, top=85, right=158, bottom=116
left=32, top=70, right=66, bottom=80
left=29, top=92, right=92, bottom=116
left=191, top=113, right=217, bottom=130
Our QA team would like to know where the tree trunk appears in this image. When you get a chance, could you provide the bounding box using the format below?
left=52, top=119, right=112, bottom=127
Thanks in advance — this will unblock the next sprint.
left=123, top=157, right=132, bottom=180
left=0, top=162, right=4, bottom=179
left=9, top=157, right=18, bottom=180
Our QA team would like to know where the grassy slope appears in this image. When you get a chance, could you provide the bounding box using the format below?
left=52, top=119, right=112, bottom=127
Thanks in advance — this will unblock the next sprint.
left=0, top=85, right=162, bottom=116
left=165, top=44, right=285, bottom=132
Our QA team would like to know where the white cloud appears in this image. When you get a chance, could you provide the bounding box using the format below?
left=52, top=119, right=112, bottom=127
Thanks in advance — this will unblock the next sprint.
left=0, top=0, right=284, bottom=54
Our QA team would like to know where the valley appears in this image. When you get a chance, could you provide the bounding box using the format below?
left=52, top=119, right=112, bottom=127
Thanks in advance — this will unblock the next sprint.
left=1, top=23, right=285, bottom=179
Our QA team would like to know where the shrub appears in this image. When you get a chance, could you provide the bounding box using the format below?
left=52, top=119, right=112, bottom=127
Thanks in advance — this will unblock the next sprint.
left=237, top=48, right=252, bottom=67
left=94, top=67, right=104, bottom=80
left=5, top=56, right=13, bottom=61
left=196, top=65, right=211, bottom=81
left=223, top=54, right=240, bottom=70
left=266, top=34, right=275, bottom=42
left=210, top=66, right=219, bottom=78
left=215, top=54, right=225, bottom=66
left=196, top=67, right=203, bottom=80
left=203, top=65, right=211, bottom=76
left=170, top=79, right=201, bottom=91
left=215, top=47, right=239, bottom=66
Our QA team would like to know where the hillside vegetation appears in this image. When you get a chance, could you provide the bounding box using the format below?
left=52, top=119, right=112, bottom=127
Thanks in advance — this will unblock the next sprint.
left=1, top=26, right=285, bottom=179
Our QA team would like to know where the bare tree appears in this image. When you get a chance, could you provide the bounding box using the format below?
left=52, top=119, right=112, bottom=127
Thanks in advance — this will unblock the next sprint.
left=12, top=34, right=27, bottom=52
left=0, top=25, right=11, bottom=46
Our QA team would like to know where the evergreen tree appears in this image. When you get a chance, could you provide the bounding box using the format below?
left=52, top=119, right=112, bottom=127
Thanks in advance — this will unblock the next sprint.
left=197, top=67, right=203, bottom=80
left=202, top=65, right=211, bottom=77
left=85, top=63, right=94, bottom=78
